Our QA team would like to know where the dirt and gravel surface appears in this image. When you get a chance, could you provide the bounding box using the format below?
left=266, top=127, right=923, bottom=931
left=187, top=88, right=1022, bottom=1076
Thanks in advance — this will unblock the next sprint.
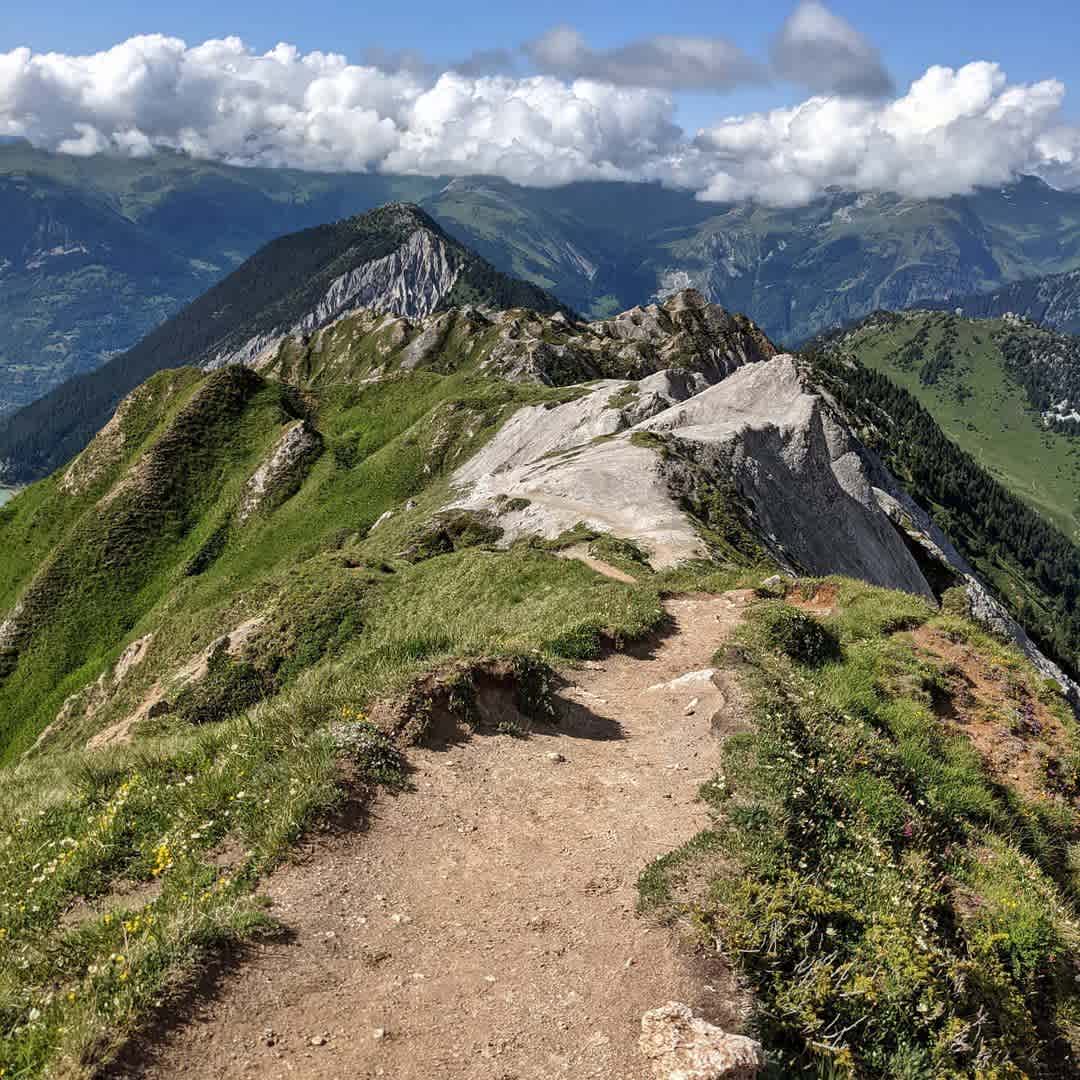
left=113, top=591, right=755, bottom=1080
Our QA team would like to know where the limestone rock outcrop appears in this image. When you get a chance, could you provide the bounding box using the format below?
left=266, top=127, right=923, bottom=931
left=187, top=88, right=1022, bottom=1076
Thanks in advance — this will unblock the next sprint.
left=449, top=351, right=1078, bottom=698
left=639, top=1002, right=764, bottom=1080
left=238, top=420, right=323, bottom=524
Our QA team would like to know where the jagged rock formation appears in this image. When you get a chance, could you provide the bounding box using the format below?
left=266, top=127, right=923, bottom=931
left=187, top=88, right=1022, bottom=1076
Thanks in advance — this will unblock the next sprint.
left=639, top=1002, right=764, bottom=1079
left=480, top=289, right=775, bottom=385
left=450, top=351, right=1079, bottom=697
left=257, top=288, right=775, bottom=393
left=452, top=355, right=933, bottom=587
left=207, top=219, right=467, bottom=370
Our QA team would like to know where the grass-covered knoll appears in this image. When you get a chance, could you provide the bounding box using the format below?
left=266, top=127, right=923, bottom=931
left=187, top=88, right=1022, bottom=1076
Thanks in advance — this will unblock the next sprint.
left=643, top=577, right=1080, bottom=1077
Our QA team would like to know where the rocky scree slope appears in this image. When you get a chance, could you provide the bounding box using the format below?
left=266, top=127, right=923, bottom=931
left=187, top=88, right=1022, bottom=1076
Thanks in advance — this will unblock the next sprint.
left=0, top=203, right=570, bottom=486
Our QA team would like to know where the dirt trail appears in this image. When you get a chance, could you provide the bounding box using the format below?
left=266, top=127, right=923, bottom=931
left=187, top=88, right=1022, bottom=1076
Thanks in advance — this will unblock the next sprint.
left=117, top=592, right=754, bottom=1080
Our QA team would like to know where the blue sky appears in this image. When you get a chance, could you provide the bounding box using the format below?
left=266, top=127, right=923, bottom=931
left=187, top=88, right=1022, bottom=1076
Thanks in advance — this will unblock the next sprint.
left=3, top=0, right=1079, bottom=128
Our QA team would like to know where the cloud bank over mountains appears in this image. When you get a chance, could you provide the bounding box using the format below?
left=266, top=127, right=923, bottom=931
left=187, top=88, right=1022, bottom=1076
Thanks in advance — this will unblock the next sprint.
left=0, top=1, right=1077, bottom=205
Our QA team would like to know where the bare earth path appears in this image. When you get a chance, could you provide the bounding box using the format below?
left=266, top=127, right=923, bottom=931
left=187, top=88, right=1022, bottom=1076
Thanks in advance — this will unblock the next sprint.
left=119, top=592, right=754, bottom=1080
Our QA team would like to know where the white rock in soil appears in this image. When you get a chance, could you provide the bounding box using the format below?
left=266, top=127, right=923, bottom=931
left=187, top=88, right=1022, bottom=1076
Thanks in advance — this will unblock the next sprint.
left=640, top=1002, right=764, bottom=1079
left=647, top=669, right=718, bottom=693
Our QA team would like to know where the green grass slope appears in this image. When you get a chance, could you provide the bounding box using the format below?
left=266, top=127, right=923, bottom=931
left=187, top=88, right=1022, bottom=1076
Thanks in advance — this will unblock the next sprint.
left=826, top=311, right=1080, bottom=538
left=643, top=577, right=1080, bottom=1076
left=0, top=300, right=780, bottom=1073
left=4, top=296, right=1080, bottom=1074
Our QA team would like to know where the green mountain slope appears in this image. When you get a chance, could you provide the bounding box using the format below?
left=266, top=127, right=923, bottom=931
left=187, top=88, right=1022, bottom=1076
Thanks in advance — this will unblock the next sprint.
left=0, top=204, right=570, bottom=484
left=806, top=334, right=1080, bottom=677
left=822, top=311, right=1080, bottom=538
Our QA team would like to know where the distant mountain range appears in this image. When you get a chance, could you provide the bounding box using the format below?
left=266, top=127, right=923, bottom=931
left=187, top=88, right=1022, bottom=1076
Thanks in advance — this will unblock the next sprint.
left=0, top=203, right=567, bottom=483
left=931, top=268, right=1080, bottom=334
left=4, top=145, right=1080, bottom=415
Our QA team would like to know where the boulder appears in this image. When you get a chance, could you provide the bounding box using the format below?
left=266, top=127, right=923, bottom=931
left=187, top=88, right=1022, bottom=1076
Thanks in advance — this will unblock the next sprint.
left=640, top=1002, right=764, bottom=1080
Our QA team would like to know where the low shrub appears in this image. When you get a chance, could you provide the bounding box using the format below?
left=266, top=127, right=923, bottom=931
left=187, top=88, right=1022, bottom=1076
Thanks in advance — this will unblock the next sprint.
left=752, top=603, right=841, bottom=666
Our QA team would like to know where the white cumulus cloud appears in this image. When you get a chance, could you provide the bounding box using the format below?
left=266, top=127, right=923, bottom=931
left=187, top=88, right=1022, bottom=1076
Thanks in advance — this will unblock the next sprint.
left=696, top=63, right=1078, bottom=204
left=0, top=34, right=1077, bottom=203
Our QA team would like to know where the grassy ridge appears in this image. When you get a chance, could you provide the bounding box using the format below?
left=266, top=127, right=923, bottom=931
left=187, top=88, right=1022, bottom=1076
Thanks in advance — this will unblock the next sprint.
left=643, top=579, right=1080, bottom=1077
left=0, top=539, right=680, bottom=1077
left=0, top=300, right=778, bottom=1072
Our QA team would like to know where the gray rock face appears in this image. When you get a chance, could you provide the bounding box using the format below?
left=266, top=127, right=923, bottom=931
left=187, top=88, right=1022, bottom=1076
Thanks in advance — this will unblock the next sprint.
left=639, top=1002, right=764, bottom=1079
left=207, top=228, right=462, bottom=371
left=238, top=420, right=323, bottom=524
left=483, top=289, right=776, bottom=386
left=638, top=357, right=935, bottom=596
left=452, top=354, right=935, bottom=592
left=452, top=374, right=709, bottom=567
left=450, top=352, right=1076, bottom=697
left=299, top=228, right=461, bottom=331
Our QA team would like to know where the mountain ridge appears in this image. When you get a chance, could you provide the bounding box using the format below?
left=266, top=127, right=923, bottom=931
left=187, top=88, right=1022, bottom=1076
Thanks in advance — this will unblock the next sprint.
left=5, top=147, right=1080, bottom=416
left=0, top=203, right=570, bottom=484
left=4, top=235, right=1080, bottom=1075
left=928, top=267, right=1080, bottom=334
